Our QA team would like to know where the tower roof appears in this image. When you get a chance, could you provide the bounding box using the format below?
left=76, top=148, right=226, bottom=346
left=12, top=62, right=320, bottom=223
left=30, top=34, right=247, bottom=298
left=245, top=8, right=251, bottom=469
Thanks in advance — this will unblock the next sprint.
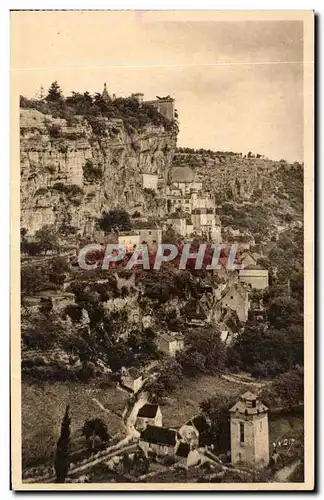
left=102, top=82, right=110, bottom=102
left=230, top=392, right=268, bottom=415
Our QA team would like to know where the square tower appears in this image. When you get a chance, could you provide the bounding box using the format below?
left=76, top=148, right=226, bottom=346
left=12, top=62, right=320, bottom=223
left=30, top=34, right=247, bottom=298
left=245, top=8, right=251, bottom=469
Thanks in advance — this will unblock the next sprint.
left=229, top=391, right=269, bottom=468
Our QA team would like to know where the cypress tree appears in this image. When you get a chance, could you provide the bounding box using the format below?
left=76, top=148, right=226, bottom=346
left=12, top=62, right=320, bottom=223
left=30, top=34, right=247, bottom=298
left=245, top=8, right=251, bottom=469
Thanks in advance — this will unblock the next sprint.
left=54, top=405, right=71, bottom=483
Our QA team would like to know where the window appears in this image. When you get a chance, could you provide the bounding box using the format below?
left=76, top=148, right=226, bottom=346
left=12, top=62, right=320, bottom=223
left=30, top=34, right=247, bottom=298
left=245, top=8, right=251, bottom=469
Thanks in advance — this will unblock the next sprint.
left=230, top=295, right=233, bottom=299
left=260, top=421, right=262, bottom=430
left=239, top=422, right=245, bottom=443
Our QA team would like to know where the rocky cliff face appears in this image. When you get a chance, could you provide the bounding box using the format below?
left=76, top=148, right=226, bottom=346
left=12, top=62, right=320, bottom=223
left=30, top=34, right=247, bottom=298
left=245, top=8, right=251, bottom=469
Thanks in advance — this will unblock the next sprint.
left=20, top=108, right=177, bottom=235
left=173, top=151, right=303, bottom=238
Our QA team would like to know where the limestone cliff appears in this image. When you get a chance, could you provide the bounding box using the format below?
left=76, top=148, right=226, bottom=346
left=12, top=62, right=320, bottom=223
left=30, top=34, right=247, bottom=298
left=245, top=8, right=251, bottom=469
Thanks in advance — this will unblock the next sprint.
left=172, top=151, right=303, bottom=239
left=20, top=108, right=177, bottom=235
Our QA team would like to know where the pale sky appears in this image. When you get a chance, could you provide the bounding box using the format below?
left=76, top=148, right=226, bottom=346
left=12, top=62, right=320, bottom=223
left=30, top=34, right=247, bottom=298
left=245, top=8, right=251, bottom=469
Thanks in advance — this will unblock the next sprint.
left=11, top=11, right=305, bottom=161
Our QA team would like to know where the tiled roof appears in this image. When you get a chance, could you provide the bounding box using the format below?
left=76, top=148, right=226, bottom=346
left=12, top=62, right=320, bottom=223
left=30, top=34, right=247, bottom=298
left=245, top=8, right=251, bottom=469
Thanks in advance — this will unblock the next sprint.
left=242, top=391, right=257, bottom=400
left=229, top=392, right=268, bottom=415
left=239, top=269, right=268, bottom=276
left=140, top=425, right=177, bottom=446
left=158, top=333, right=184, bottom=343
left=124, top=367, right=142, bottom=379
left=133, top=220, right=161, bottom=230
left=176, top=442, right=191, bottom=458
left=171, top=166, right=195, bottom=183
left=137, top=404, right=159, bottom=419
left=218, top=282, right=249, bottom=303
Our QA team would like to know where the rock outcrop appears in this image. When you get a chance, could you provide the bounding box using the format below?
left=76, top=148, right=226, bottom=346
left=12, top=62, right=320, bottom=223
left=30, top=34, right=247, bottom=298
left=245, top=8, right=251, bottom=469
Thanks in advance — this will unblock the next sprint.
left=20, top=108, right=178, bottom=235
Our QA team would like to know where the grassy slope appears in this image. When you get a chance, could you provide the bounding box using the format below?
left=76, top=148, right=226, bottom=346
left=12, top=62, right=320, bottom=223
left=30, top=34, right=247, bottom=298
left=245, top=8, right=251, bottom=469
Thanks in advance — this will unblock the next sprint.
left=21, top=381, right=128, bottom=469
left=22, top=376, right=303, bottom=476
left=161, top=375, right=248, bottom=428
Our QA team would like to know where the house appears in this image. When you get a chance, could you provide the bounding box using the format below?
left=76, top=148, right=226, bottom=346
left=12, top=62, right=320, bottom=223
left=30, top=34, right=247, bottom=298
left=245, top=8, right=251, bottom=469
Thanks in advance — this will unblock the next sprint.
left=133, top=220, right=162, bottom=246
left=239, top=268, right=269, bottom=290
left=239, top=251, right=257, bottom=268
left=136, top=404, right=163, bottom=431
left=218, top=309, right=241, bottom=344
left=146, top=96, right=175, bottom=121
left=118, top=232, right=140, bottom=252
left=184, top=415, right=211, bottom=447
left=178, top=424, right=199, bottom=448
left=119, top=367, right=143, bottom=394
left=185, top=218, right=194, bottom=236
left=142, top=173, right=158, bottom=191
left=156, top=333, right=184, bottom=357
left=216, top=282, right=250, bottom=323
left=175, top=442, right=201, bottom=469
left=182, top=298, right=208, bottom=325
left=166, top=213, right=187, bottom=237
left=170, top=166, right=195, bottom=184
left=139, top=425, right=179, bottom=457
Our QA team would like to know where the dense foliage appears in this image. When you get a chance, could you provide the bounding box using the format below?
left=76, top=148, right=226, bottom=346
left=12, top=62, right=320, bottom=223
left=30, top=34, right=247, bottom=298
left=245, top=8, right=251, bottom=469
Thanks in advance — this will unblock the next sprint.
left=20, top=81, right=177, bottom=134
left=98, top=209, right=132, bottom=233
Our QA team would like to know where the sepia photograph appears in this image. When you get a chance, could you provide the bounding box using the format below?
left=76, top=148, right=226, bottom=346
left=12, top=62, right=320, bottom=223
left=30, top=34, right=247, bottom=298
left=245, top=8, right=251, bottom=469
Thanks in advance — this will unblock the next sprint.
left=10, top=10, right=314, bottom=490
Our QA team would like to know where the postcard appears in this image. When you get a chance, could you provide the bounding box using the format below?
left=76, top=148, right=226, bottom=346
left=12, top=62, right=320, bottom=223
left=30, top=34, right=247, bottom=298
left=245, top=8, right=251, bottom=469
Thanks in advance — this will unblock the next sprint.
left=11, top=10, right=314, bottom=491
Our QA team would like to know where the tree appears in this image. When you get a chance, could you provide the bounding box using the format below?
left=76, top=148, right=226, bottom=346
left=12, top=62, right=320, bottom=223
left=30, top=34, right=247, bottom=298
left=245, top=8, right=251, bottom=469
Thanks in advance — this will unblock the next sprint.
left=162, top=227, right=183, bottom=245
left=21, top=265, right=48, bottom=296
left=47, top=256, right=70, bottom=286
left=200, top=395, right=236, bottom=453
left=46, top=81, right=64, bottom=102
left=54, top=405, right=71, bottom=483
left=185, top=327, right=226, bottom=373
left=176, top=350, right=206, bottom=377
left=35, top=225, right=60, bottom=254
left=227, top=321, right=303, bottom=375
left=268, top=296, right=303, bottom=329
left=35, top=85, right=46, bottom=100
left=271, top=368, right=304, bottom=410
left=81, top=418, right=110, bottom=450
left=145, top=359, right=183, bottom=401
left=98, top=209, right=132, bottom=233
left=22, top=317, right=64, bottom=350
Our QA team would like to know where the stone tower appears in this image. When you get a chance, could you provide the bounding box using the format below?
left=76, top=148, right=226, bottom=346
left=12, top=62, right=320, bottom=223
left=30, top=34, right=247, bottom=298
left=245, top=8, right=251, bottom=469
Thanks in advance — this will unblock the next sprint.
left=102, top=82, right=110, bottom=102
left=131, top=93, right=144, bottom=106
left=229, top=391, right=269, bottom=468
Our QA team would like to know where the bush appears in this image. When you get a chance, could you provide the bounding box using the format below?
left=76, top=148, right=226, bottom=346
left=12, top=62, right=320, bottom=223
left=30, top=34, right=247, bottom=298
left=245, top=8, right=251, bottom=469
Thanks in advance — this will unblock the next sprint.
left=87, top=118, right=107, bottom=136
left=35, top=187, right=48, bottom=196
left=52, top=183, right=84, bottom=200
left=21, top=265, right=48, bottom=295
left=83, top=159, right=103, bottom=183
left=34, top=225, right=60, bottom=254
left=48, top=124, right=62, bottom=138
left=98, top=209, right=132, bottom=233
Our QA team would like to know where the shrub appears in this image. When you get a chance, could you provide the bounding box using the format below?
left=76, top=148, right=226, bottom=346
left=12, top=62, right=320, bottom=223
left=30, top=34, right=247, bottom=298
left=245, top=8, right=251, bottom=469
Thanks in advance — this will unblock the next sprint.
left=87, top=118, right=107, bottom=136
left=98, top=209, right=132, bottom=233
left=83, top=159, right=103, bottom=183
left=63, top=131, right=86, bottom=140
left=143, top=188, right=156, bottom=197
left=45, top=164, right=56, bottom=174
left=35, top=187, right=48, bottom=196
left=48, top=124, right=62, bottom=138
left=21, top=265, right=48, bottom=295
left=34, top=225, right=60, bottom=254
left=52, top=183, right=84, bottom=199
